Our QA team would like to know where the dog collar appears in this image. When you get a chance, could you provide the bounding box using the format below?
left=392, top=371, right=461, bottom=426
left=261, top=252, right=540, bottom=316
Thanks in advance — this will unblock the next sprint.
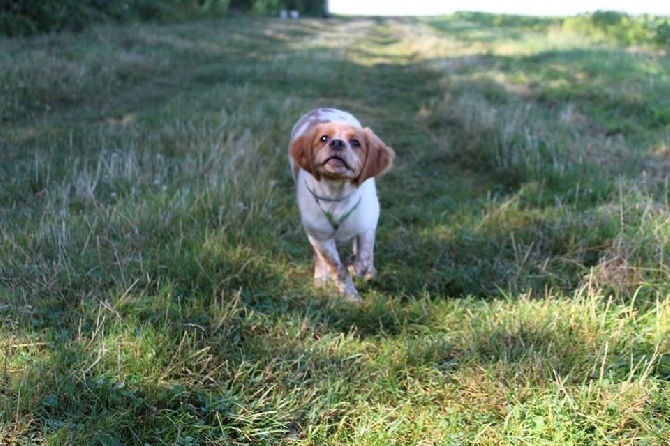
left=305, top=181, right=354, bottom=202
left=306, top=182, right=362, bottom=231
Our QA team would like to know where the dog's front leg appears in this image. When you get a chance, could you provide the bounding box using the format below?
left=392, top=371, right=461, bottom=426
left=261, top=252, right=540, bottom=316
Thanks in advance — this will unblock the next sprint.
left=312, top=248, right=329, bottom=285
left=347, top=230, right=377, bottom=280
left=308, top=235, right=361, bottom=302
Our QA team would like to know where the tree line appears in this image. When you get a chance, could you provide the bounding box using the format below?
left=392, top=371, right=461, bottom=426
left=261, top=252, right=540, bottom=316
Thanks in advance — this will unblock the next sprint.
left=2, top=2, right=668, bottom=48
left=0, top=0, right=328, bottom=36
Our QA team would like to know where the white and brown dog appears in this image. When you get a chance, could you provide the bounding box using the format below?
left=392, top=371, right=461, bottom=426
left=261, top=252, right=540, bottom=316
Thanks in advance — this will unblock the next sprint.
left=289, top=108, right=395, bottom=302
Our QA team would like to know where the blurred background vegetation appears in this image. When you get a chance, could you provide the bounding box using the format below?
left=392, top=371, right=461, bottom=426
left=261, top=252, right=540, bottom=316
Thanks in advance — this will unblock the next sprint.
left=454, top=11, right=670, bottom=48
left=0, top=2, right=668, bottom=45
left=0, top=0, right=328, bottom=35
left=562, top=10, right=670, bottom=46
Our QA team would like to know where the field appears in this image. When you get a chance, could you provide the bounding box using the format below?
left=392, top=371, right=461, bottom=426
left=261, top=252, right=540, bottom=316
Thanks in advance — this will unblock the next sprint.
left=1, top=13, right=670, bottom=445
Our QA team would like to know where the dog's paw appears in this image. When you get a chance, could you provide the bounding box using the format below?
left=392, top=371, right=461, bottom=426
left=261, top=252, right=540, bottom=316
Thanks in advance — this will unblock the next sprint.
left=316, top=271, right=362, bottom=303
left=344, top=292, right=363, bottom=304
left=346, top=256, right=377, bottom=281
left=313, top=277, right=328, bottom=289
left=333, top=274, right=362, bottom=303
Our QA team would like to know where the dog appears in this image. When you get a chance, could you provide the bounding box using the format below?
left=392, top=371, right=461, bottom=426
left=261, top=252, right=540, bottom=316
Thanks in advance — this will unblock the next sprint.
left=289, top=108, right=395, bottom=302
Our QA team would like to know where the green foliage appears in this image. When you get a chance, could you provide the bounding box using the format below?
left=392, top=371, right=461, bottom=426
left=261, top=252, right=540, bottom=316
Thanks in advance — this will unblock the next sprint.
left=0, top=0, right=230, bottom=36
left=453, top=10, right=670, bottom=48
left=250, top=0, right=282, bottom=15
left=0, top=0, right=326, bottom=35
left=286, top=0, right=328, bottom=16
left=563, top=10, right=670, bottom=47
left=453, top=11, right=560, bottom=32
left=229, top=0, right=327, bottom=16
left=0, top=0, right=96, bottom=35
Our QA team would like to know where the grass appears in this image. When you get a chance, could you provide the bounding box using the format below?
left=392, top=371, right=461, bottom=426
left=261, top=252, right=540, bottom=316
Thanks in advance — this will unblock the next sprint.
left=1, top=14, right=669, bottom=445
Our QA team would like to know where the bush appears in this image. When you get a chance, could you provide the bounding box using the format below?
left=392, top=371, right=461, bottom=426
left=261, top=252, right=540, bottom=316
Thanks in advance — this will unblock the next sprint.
left=452, top=10, right=669, bottom=49
left=654, top=19, right=670, bottom=46
left=1, top=0, right=96, bottom=35
left=228, top=0, right=327, bottom=17
left=563, top=10, right=669, bottom=48
left=0, top=0, right=230, bottom=36
left=453, top=11, right=560, bottom=33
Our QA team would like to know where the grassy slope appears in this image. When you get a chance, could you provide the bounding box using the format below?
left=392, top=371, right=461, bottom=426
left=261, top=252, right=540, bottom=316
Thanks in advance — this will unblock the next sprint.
left=1, top=15, right=669, bottom=445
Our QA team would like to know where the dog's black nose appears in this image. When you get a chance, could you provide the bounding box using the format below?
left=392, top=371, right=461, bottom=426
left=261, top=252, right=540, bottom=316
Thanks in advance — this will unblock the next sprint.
left=330, top=139, right=345, bottom=150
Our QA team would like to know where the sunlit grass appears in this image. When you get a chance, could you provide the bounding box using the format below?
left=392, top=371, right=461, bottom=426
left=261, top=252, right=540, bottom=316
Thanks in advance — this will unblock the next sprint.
left=1, top=14, right=669, bottom=445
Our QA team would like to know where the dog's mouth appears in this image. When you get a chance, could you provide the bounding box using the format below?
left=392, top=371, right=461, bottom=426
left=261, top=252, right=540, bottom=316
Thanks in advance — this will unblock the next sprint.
left=323, top=156, right=352, bottom=170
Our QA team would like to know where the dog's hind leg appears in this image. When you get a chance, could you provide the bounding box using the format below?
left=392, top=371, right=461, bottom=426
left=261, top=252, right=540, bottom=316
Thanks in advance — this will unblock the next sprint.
left=347, top=230, right=377, bottom=280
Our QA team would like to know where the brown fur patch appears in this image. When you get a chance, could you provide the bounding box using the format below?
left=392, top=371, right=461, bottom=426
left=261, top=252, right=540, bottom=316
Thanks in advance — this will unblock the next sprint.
left=289, top=127, right=320, bottom=180
left=356, top=127, right=395, bottom=186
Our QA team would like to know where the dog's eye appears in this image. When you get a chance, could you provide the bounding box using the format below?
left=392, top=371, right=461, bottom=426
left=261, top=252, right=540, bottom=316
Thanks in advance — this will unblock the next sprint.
left=320, top=135, right=330, bottom=143
left=350, top=139, right=361, bottom=148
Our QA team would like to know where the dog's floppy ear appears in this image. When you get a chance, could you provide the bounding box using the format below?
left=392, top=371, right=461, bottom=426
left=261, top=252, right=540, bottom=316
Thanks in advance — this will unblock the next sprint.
left=355, top=127, right=395, bottom=186
left=289, top=127, right=320, bottom=180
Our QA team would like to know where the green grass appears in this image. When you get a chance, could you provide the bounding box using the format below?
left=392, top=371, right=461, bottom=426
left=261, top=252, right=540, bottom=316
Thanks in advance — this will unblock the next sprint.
left=1, top=14, right=669, bottom=445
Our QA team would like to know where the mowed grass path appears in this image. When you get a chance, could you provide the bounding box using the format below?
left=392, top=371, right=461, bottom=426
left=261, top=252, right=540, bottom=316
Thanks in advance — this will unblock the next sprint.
left=1, top=16, right=669, bottom=444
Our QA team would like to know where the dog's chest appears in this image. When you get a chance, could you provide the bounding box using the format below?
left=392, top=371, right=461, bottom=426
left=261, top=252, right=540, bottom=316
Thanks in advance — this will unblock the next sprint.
left=297, top=175, right=379, bottom=241
left=302, top=196, right=361, bottom=240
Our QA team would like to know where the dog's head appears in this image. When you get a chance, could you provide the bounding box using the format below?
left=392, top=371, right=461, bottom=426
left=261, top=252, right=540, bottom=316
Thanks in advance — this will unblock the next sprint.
left=290, top=122, right=395, bottom=186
